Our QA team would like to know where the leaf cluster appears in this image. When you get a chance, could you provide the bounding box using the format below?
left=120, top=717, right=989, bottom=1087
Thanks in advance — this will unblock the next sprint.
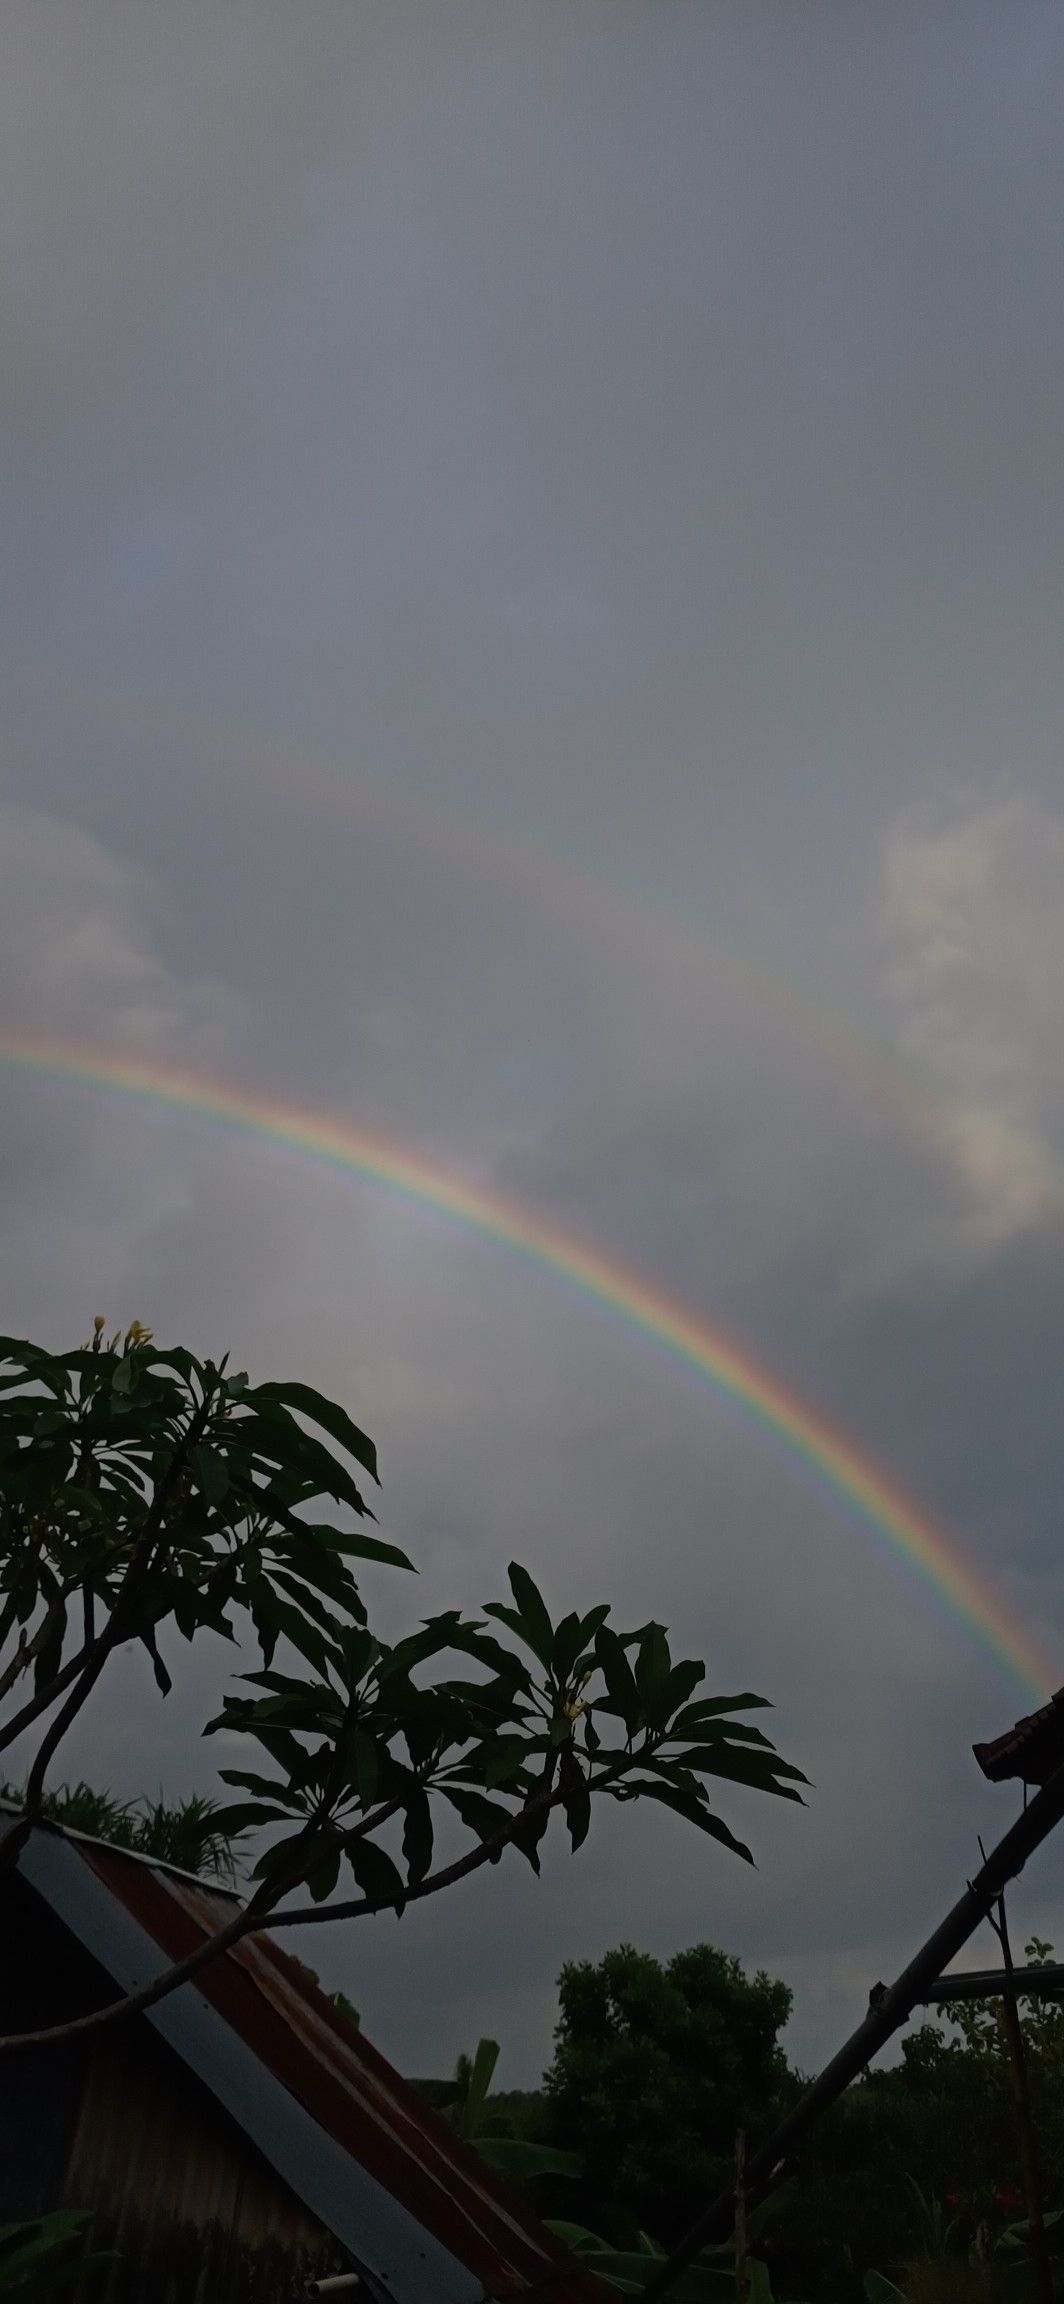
left=543, top=1941, right=798, bottom=2249
left=545, top=2211, right=776, bottom=2304
left=0, top=1324, right=806, bottom=2042
left=205, top=1561, right=807, bottom=1914
left=0, top=2212, right=115, bottom=2299
left=0, top=1325, right=397, bottom=1742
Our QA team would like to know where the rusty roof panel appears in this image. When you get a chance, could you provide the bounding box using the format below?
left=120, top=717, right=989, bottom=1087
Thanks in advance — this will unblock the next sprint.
left=22, top=1825, right=604, bottom=2304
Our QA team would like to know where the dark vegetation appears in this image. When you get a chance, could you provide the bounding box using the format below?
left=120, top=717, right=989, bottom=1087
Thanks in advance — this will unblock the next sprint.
left=28, top=1757, right=1054, bottom=2304
left=415, top=1937, right=1064, bottom=2304
left=0, top=1320, right=803, bottom=2059
left=0, top=1320, right=801, bottom=2295
left=2, top=1322, right=1060, bottom=2304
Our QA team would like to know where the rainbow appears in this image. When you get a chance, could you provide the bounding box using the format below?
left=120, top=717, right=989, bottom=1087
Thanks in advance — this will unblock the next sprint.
left=0, top=1030, right=1054, bottom=1705
left=52, top=683, right=1060, bottom=1188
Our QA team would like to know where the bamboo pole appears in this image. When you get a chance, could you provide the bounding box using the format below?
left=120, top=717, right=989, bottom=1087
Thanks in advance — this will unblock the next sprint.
left=642, top=1755, right=1064, bottom=2304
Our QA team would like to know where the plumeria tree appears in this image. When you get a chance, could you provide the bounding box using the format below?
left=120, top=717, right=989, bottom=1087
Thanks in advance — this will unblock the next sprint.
left=0, top=1320, right=807, bottom=2054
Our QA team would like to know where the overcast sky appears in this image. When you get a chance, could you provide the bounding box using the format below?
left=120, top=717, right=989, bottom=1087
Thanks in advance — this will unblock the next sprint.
left=4, top=1, right=1064, bottom=2088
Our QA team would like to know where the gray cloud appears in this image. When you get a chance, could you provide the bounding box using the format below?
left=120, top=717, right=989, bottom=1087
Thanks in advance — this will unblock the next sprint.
left=3, top=2, right=1064, bottom=2087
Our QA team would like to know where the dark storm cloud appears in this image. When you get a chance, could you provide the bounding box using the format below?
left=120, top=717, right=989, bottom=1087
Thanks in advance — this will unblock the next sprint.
left=3, top=2, right=1064, bottom=2083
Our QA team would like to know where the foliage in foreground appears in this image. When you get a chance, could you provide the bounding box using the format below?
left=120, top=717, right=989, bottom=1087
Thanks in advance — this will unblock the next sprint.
left=0, top=1323, right=806, bottom=2050
left=865, top=2189, right=1064, bottom=2304
left=0, top=2212, right=113, bottom=2299
left=0, top=1780, right=243, bottom=1882
left=409, top=1935, right=1064, bottom=2304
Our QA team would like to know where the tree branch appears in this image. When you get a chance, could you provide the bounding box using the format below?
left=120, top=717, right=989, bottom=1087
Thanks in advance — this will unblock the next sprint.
left=0, top=1582, right=24, bottom=1662
left=0, top=1389, right=218, bottom=1876
left=0, top=1641, right=96, bottom=1758
left=0, top=1581, right=73, bottom=1707
left=0, top=1755, right=628, bottom=2057
left=0, top=1501, right=311, bottom=1762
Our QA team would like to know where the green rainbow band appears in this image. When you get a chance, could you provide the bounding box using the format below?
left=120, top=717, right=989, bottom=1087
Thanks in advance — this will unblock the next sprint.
left=1, top=1031, right=1053, bottom=1705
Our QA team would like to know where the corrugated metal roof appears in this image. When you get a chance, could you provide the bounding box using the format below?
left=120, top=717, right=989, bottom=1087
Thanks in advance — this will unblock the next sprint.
left=973, top=1685, right=1064, bottom=1785
left=10, top=1820, right=604, bottom=2304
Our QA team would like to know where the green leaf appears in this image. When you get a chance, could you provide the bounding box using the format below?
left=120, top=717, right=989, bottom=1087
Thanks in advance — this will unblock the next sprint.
left=634, top=1778, right=753, bottom=1863
left=550, top=1611, right=589, bottom=1683
left=401, top=1785, right=434, bottom=1886
left=634, top=1622, right=671, bottom=1713
left=455, top=2036, right=500, bottom=2135
left=659, top=1658, right=705, bottom=1719
left=189, top=1444, right=229, bottom=1505
left=544, top=2220, right=613, bottom=2255
left=743, top=2260, right=775, bottom=2304
left=345, top=1835, right=407, bottom=1911
left=676, top=1744, right=808, bottom=1799
left=474, top=2134, right=583, bottom=2182
left=346, top=1727, right=380, bottom=1811
left=268, top=1535, right=371, bottom=1615
left=670, top=1718, right=778, bottom=1752
left=0, top=2207, right=114, bottom=2298
left=441, top=1619, right=528, bottom=1680
left=311, top=1525, right=414, bottom=1572
left=32, top=1612, right=67, bottom=1696
left=445, top=1787, right=513, bottom=1853
left=504, top=1562, right=555, bottom=1669
left=864, top=2277, right=907, bottom=2304
left=265, top=1589, right=339, bottom=1678
left=482, top=1601, right=527, bottom=1644
left=508, top=1797, right=552, bottom=1875
left=268, top=1567, right=350, bottom=1637
left=595, top=1625, right=641, bottom=1734
left=246, top=1723, right=316, bottom=1782
left=140, top=1625, right=174, bottom=1697
left=669, top=1694, right=772, bottom=1736
left=559, top=1747, right=591, bottom=1851
left=217, top=1766, right=295, bottom=1801
left=209, top=1799, right=292, bottom=1834
left=476, top=1736, right=532, bottom=1790
left=304, top=1837, right=343, bottom=1904
left=339, top=1625, right=379, bottom=1688
left=206, top=1684, right=338, bottom=1735
left=250, top=1380, right=379, bottom=1482
left=251, top=1826, right=315, bottom=1886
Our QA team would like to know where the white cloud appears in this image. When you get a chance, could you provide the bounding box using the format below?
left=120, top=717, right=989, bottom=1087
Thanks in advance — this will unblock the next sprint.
left=0, top=801, right=242, bottom=1052
left=881, top=794, right=1064, bottom=1257
left=0, top=803, right=246, bottom=1332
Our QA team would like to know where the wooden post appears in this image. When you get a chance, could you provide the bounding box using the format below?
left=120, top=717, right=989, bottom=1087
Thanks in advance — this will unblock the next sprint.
left=734, top=2130, right=747, bottom=2304
left=993, top=1893, right=1053, bottom=2304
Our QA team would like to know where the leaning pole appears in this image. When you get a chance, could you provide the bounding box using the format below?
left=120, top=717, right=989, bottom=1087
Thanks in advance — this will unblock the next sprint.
left=643, top=1753, right=1064, bottom=2304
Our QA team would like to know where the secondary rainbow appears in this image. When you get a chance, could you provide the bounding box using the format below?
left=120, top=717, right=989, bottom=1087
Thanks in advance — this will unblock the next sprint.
left=68, top=684, right=1064, bottom=1208
left=1, top=1030, right=1053, bottom=1705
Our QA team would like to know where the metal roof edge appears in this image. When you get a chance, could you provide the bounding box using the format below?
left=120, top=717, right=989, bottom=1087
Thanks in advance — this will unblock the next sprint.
left=0, top=1798, right=244, bottom=1901
left=13, top=1827, right=480, bottom=2304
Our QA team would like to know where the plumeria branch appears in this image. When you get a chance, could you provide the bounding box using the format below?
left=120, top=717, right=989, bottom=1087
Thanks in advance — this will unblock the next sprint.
left=0, top=1757, right=630, bottom=2057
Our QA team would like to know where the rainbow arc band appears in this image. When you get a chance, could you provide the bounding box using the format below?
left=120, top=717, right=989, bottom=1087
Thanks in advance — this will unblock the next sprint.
left=0, top=1030, right=1052, bottom=1706
left=71, top=686, right=1064, bottom=1205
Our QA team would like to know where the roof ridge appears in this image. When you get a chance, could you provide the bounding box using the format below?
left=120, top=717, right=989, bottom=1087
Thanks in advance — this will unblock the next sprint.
left=0, top=1797, right=243, bottom=1900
